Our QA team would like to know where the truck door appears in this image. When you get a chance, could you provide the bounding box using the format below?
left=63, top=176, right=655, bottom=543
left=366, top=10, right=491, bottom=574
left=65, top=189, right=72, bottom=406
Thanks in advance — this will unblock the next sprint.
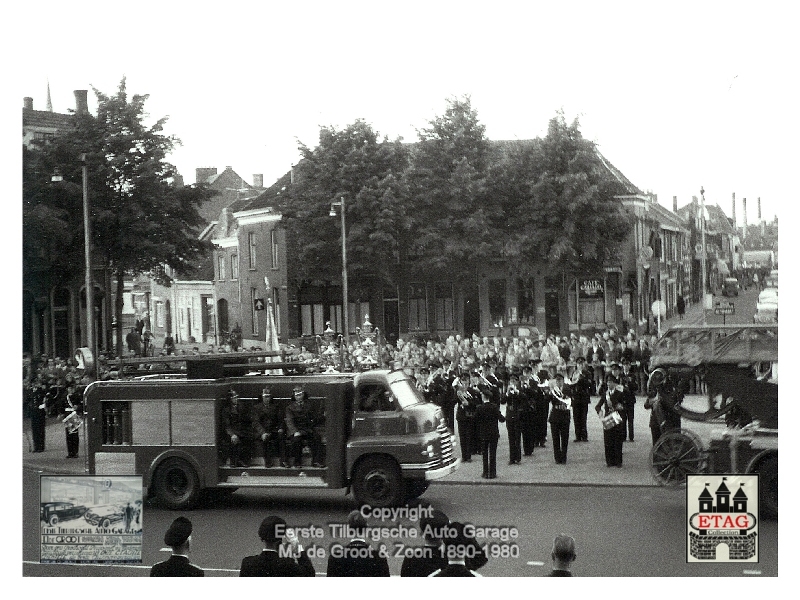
left=352, top=384, right=405, bottom=437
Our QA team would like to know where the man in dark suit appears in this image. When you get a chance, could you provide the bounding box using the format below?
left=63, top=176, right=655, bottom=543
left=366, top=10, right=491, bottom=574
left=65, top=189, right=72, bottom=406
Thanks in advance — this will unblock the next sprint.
left=150, top=517, right=204, bottom=577
left=548, top=534, right=577, bottom=576
left=239, top=515, right=315, bottom=577
left=429, top=522, right=482, bottom=577
left=326, top=510, right=390, bottom=577
left=401, top=509, right=488, bottom=576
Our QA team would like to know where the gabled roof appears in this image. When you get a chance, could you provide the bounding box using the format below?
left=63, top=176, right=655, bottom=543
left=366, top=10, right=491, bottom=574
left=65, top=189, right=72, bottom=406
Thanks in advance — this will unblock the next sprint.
left=245, top=170, right=292, bottom=211
left=22, top=108, right=73, bottom=129
left=676, top=201, right=735, bottom=235
left=648, top=200, right=689, bottom=232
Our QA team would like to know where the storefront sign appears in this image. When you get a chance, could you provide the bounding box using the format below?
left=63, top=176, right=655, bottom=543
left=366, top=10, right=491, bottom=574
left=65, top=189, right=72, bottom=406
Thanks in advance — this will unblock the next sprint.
left=579, top=279, right=604, bottom=299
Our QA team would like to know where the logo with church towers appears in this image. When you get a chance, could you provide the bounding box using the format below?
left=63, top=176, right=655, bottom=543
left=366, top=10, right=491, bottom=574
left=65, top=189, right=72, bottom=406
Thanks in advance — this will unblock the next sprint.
left=687, top=475, right=758, bottom=562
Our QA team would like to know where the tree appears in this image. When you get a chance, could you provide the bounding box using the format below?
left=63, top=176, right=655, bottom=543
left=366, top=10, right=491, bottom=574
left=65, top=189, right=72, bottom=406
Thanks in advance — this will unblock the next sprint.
left=404, top=96, right=493, bottom=283
left=24, top=78, right=216, bottom=355
left=280, top=120, right=409, bottom=288
left=486, top=112, right=633, bottom=275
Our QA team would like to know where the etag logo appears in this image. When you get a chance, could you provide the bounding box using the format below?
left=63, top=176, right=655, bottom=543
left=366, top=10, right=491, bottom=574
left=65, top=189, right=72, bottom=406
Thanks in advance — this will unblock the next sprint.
left=687, top=475, right=758, bottom=562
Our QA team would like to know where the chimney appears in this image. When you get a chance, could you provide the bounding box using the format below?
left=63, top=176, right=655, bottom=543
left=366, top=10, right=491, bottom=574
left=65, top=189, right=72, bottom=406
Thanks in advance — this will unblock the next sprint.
left=74, top=90, right=88, bottom=114
left=759, top=197, right=765, bottom=236
left=757, top=197, right=762, bottom=221
left=195, top=167, right=218, bottom=184
left=673, top=196, right=678, bottom=212
left=253, top=174, right=263, bottom=188
left=290, top=165, right=295, bottom=185
left=731, top=192, right=736, bottom=229
left=742, top=198, right=747, bottom=240
left=23, top=97, right=33, bottom=110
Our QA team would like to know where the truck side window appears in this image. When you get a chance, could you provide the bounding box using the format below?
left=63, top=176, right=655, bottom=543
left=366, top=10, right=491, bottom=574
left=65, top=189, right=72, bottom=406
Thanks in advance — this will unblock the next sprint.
left=359, top=385, right=395, bottom=412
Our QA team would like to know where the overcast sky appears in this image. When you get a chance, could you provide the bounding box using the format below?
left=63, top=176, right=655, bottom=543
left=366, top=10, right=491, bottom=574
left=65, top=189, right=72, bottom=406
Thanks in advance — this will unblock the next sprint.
left=12, top=1, right=795, bottom=222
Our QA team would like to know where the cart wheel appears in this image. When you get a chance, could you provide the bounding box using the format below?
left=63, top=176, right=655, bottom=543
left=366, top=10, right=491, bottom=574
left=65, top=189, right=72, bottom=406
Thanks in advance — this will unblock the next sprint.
left=650, top=430, right=706, bottom=487
left=756, top=455, right=778, bottom=519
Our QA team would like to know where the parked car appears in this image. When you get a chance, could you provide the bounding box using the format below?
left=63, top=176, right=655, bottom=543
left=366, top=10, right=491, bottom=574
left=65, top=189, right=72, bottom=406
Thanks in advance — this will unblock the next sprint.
left=41, top=502, right=87, bottom=527
left=722, top=277, right=740, bottom=297
left=755, top=289, right=778, bottom=323
left=83, top=504, right=125, bottom=528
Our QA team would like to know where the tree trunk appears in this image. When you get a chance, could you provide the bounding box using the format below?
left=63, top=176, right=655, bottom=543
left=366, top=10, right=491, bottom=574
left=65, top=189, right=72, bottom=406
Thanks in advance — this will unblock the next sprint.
left=115, top=269, right=125, bottom=357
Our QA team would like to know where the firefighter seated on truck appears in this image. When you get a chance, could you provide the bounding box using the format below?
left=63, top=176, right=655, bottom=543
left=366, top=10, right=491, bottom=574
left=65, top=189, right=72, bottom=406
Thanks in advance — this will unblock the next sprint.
left=285, top=385, right=323, bottom=468
left=359, top=385, right=396, bottom=412
left=220, top=388, right=253, bottom=467
left=253, top=386, right=287, bottom=467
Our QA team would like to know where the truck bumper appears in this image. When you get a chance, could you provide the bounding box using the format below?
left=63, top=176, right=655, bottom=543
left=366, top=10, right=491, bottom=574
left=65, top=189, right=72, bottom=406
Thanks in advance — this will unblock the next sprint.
left=424, top=458, right=461, bottom=481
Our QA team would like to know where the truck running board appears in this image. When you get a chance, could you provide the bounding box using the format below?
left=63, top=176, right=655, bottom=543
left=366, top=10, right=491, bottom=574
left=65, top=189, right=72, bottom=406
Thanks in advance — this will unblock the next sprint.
left=219, top=475, right=329, bottom=488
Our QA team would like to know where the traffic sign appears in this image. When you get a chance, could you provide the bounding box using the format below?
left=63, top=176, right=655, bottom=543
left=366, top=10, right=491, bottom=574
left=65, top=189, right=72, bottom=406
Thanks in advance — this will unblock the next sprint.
left=651, top=300, right=666, bottom=317
left=713, top=301, right=735, bottom=316
left=254, top=298, right=265, bottom=311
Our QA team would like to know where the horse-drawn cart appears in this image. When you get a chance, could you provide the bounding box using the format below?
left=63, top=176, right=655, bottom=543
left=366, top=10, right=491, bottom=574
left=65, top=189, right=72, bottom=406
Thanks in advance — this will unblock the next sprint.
left=645, top=324, right=778, bottom=518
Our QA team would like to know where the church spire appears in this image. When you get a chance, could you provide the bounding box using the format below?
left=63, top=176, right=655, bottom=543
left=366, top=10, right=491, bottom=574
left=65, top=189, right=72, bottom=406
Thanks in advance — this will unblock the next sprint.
left=46, top=79, right=53, bottom=112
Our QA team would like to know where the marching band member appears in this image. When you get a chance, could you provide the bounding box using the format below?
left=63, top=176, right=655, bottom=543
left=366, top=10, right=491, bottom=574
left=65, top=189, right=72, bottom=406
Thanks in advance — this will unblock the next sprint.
left=532, top=367, right=551, bottom=448
left=455, top=372, right=479, bottom=462
left=618, top=358, right=639, bottom=442
left=548, top=373, right=572, bottom=464
left=567, top=357, right=593, bottom=442
left=519, top=365, right=537, bottom=456
left=595, top=374, right=626, bottom=467
left=502, top=373, right=525, bottom=464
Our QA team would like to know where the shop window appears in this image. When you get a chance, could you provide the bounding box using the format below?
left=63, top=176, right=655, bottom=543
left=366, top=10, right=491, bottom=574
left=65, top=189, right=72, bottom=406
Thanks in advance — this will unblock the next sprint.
left=488, top=279, right=506, bottom=327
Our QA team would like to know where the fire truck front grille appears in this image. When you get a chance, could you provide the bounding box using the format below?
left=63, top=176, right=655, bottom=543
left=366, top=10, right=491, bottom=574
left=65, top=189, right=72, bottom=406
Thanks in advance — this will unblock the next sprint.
left=437, top=424, right=455, bottom=465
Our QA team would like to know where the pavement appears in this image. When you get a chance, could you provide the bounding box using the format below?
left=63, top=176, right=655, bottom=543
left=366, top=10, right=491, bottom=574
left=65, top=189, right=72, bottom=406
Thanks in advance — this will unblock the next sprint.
left=22, top=301, right=712, bottom=487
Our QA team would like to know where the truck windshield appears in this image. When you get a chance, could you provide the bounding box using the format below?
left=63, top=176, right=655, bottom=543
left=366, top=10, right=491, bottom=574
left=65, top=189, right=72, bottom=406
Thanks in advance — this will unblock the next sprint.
left=389, top=377, right=426, bottom=409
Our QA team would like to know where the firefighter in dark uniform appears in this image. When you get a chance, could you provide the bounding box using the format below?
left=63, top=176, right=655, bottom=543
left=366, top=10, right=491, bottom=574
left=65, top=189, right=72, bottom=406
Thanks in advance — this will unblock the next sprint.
left=439, top=359, right=458, bottom=431
left=454, top=371, right=479, bottom=462
left=568, top=357, right=593, bottom=442
left=519, top=365, right=537, bottom=456
left=253, top=386, right=287, bottom=467
left=502, top=373, right=525, bottom=464
left=285, top=385, right=322, bottom=467
left=220, top=389, right=253, bottom=467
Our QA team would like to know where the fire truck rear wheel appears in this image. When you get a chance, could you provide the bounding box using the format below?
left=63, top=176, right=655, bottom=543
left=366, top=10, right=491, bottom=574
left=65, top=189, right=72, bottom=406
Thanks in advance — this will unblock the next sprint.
left=153, top=458, right=200, bottom=510
left=757, top=455, right=778, bottom=519
left=352, top=457, right=403, bottom=508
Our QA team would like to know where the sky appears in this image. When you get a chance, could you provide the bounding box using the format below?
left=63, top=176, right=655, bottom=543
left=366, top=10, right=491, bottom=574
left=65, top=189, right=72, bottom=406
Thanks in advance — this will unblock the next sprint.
left=11, top=1, right=796, bottom=223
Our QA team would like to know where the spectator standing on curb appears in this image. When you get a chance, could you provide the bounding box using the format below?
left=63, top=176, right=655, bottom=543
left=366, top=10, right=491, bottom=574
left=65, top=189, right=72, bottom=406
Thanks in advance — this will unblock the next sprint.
left=240, top=516, right=315, bottom=576
left=150, top=517, right=204, bottom=577
left=547, top=534, right=577, bottom=576
left=326, top=510, right=390, bottom=577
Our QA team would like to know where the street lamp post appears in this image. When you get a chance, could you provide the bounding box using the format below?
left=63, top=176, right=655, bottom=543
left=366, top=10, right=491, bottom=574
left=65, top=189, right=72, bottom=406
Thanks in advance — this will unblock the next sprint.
left=700, top=186, right=708, bottom=325
left=330, top=197, right=349, bottom=344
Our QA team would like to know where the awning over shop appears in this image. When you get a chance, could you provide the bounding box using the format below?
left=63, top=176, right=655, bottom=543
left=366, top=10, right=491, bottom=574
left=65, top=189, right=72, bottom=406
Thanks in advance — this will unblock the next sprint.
left=716, top=259, right=730, bottom=276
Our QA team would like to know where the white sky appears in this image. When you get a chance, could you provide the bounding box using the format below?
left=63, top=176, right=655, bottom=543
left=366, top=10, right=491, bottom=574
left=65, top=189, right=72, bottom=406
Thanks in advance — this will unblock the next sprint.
left=11, top=1, right=796, bottom=222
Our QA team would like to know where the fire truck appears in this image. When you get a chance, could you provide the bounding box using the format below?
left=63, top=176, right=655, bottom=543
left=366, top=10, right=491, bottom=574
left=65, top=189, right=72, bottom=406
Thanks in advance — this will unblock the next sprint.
left=82, top=353, right=458, bottom=509
left=646, top=324, right=778, bottom=518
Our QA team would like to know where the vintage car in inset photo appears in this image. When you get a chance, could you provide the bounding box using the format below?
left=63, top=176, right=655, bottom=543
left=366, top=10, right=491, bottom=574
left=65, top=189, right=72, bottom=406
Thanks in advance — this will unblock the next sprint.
left=83, top=504, right=125, bottom=528
left=40, top=502, right=87, bottom=527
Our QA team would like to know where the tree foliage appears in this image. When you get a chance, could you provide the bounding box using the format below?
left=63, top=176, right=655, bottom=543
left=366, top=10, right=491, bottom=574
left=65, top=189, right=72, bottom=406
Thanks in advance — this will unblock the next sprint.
left=404, top=96, right=493, bottom=282
left=486, top=112, right=633, bottom=274
left=22, top=78, right=216, bottom=352
left=279, top=120, right=409, bottom=286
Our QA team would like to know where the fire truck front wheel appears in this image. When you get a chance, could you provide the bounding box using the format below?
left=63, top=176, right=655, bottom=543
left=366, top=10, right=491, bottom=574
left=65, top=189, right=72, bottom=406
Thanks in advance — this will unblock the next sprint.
left=153, top=458, right=200, bottom=510
left=352, top=457, right=403, bottom=508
